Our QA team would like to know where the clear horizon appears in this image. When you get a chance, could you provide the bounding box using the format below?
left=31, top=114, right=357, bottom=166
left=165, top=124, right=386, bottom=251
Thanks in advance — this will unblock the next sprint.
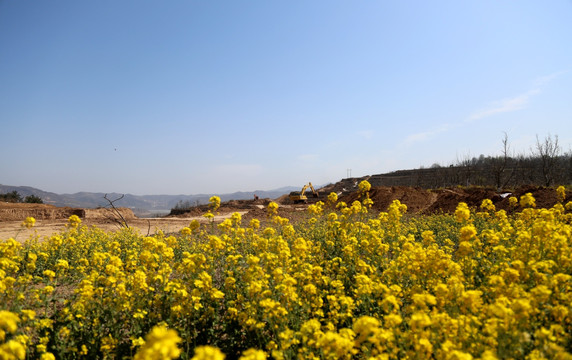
left=1, top=1, right=571, bottom=195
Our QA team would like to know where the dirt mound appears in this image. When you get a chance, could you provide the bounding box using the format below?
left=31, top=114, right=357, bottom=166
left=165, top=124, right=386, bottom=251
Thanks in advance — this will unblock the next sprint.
left=495, top=185, right=564, bottom=212
left=241, top=204, right=309, bottom=226
left=425, top=187, right=503, bottom=214
left=224, top=198, right=272, bottom=209
left=275, top=193, right=292, bottom=204
left=84, top=208, right=137, bottom=220
left=339, top=186, right=436, bottom=213
left=168, top=198, right=273, bottom=218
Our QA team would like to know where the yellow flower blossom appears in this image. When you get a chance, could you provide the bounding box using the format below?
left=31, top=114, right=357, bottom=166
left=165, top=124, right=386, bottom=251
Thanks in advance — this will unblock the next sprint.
left=189, top=219, right=200, bottom=231
left=508, top=196, right=518, bottom=208
left=460, top=225, right=477, bottom=242
left=249, top=218, right=260, bottom=229
left=192, top=345, right=225, bottom=360
left=239, top=348, right=267, bottom=360
left=40, top=352, right=55, bottom=360
left=327, top=192, right=338, bottom=205
left=209, top=196, right=221, bottom=212
left=0, top=311, right=20, bottom=341
left=55, top=259, right=69, bottom=272
left=480, top=199, right=495, bottom=212
left=409, top=312, right=432, bottom=331
left=455, top=202, right=471, bottom=222
left=315, top=330, right=356, bottom=359
left=134, top=325, right=182, bottom=360
left=68, top=214, right=82, bottom=227
left=267, top=202, right=279, bottom=216
left=556, top=185, right=566, bottom=203
left=520, top=192, right=536, bottom=208
left=21, top=217, right=36, bottom=229
left=0, top=340, right=26, bottom=360
left=358, top=180, right=371, bottom=193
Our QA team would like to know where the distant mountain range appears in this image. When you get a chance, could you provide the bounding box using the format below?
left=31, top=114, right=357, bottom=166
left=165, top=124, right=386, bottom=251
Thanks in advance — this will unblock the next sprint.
left=0, top=184, right=299, bottom=215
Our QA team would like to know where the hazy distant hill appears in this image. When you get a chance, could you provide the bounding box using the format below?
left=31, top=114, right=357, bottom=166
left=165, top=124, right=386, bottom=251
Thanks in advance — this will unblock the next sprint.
left=0, top=184, right=298, bottom=213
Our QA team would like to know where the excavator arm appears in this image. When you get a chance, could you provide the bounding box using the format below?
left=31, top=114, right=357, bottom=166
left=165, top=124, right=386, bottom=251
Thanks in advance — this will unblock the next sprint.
left=308, top=182, right=319, bottom=197
left=289, top=183, right=319, bottom=203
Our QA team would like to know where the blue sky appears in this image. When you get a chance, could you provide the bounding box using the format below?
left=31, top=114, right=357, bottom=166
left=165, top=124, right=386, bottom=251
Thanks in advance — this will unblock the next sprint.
left=1, top=1, right=571, bottom=195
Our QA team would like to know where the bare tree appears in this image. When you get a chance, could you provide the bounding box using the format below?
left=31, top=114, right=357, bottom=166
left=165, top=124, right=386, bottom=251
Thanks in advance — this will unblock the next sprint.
left=490, top=132, right=515, bottom=189
left=103, top=194, right=130, bottom=229
left=534, top=134, right=561, bottom=186
left=456, top=152, right=475, bottom=186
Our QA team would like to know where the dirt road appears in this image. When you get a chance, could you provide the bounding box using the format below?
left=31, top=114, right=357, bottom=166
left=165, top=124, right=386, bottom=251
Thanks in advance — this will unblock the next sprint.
left=0, top=212, right=248, bottom=241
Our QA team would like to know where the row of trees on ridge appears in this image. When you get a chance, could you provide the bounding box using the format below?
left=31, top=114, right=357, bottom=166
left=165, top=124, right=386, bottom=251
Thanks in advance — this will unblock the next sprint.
left=375, top=134, right=571, bottom=189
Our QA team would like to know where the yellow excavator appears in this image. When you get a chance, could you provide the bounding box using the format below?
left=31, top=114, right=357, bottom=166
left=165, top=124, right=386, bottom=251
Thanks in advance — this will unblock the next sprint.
left=289, top=182, right=319, bottom=203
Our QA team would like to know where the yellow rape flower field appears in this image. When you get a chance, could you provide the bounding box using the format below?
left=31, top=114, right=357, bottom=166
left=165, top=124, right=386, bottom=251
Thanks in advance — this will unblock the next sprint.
left=2, top=183, right=572, bottom=359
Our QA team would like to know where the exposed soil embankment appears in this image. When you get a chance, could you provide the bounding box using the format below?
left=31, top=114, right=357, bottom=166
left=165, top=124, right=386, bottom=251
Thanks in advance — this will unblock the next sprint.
left=0, top=202, right=136, bottom=222
left=337, top=185, right=569, bottom=214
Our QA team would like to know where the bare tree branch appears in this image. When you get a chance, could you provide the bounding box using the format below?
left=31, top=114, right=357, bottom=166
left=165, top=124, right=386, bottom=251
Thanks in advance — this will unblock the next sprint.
left=534, top=134, right=561, bottom=186
left=103, top=194, right=130, bottom=229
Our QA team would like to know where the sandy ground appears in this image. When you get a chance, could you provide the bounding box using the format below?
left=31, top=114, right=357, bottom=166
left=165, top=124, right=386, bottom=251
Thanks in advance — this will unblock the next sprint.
left=1, top=212, right=248, bottom=241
